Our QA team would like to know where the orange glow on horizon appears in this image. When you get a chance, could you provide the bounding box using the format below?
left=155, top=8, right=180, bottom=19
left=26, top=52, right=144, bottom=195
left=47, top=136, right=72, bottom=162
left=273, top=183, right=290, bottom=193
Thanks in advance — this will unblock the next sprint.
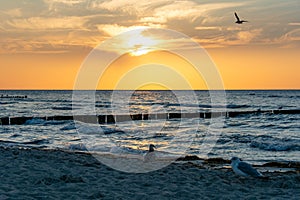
left=0, top=1, right=299, bottom=90
left=97, top=50, right=208, bottom=90
left=1, top=46, right=299, bottom=90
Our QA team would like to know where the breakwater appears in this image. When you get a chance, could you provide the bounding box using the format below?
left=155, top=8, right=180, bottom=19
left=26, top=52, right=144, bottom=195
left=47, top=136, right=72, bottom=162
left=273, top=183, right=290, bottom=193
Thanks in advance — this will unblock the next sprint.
left=0, top=94, right=27, bottom=99
left=1, top=109, right=299, bottom=126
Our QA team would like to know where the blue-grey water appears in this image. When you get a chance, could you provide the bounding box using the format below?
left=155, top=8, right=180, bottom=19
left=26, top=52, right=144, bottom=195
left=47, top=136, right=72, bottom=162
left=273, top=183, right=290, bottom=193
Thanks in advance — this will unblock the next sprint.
left=0, top=90, right=299, bottom=164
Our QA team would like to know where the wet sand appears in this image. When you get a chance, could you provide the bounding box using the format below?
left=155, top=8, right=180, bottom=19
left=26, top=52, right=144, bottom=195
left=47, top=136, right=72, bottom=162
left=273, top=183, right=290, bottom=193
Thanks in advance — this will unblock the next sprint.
left=0, top=147, right=299, bottom=199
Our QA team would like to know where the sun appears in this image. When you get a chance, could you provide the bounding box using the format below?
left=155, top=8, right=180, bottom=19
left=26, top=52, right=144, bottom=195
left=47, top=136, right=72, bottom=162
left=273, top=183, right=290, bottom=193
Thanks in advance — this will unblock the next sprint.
left=129, top=46, right=152, bottom=56
left=123, top=28, right=158, bottom=56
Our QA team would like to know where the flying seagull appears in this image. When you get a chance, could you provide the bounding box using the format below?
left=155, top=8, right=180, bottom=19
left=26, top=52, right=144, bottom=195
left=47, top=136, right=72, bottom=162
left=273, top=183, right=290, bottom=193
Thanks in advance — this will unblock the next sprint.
left=234, top=12, right=248, bottom=24
left=143, top=144, right=156, bottom=162
left=231, top=157, right=263, bottom=177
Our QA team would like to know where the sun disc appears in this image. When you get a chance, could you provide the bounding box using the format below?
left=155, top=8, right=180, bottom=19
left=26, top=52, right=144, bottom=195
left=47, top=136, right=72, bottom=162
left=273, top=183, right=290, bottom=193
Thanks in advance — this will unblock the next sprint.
left=129, top=47, right=152, bottom=56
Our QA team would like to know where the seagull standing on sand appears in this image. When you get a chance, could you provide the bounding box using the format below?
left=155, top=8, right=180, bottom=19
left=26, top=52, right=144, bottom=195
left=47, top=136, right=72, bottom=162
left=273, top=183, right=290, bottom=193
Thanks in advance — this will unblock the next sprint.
left=231, top=157, right=263, bottom=177
left=234, top=12, right=248, bottom=24
left=143, top=144, right=156, bottom=162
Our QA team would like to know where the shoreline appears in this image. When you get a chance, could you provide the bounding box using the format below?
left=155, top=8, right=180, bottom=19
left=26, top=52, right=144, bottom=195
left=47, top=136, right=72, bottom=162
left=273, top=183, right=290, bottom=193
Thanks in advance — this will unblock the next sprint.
left=2, top=146, right=300, bottom=170
left=1, top=146, right=299, bottom=199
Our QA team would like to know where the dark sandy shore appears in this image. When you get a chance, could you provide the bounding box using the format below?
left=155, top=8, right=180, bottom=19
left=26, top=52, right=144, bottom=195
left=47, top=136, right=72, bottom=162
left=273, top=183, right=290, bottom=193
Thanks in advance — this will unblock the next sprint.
left=0, top=147, right=299, bottom=200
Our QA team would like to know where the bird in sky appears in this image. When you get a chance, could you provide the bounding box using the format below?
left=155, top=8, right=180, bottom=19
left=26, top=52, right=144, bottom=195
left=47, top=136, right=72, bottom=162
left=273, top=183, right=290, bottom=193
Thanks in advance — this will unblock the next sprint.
left=231, top=157, right=263, bottom=177
left=234, top=12, right=248, bottom=24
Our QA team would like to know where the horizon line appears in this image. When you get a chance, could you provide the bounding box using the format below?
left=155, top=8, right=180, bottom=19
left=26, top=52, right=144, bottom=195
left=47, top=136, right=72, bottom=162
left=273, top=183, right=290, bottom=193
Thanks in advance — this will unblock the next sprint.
left=0, top=89, right=299, bottom=91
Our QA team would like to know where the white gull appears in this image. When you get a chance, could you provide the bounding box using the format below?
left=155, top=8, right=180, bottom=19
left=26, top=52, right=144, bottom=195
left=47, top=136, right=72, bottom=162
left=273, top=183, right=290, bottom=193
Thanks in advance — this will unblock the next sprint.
left=231, top=157, right=263, bottom=177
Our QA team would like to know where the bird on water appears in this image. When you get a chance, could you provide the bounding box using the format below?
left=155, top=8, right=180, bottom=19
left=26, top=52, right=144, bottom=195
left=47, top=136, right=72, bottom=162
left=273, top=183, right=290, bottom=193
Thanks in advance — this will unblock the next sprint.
left=148, top=144, right=156, bottom=152
left=143, top=144, right=156, bottom=162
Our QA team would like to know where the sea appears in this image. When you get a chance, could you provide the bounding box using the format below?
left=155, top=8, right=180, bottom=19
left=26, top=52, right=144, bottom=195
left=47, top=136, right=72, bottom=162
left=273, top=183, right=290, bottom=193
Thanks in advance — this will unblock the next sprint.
left=0, top=90, right=299, bottom=166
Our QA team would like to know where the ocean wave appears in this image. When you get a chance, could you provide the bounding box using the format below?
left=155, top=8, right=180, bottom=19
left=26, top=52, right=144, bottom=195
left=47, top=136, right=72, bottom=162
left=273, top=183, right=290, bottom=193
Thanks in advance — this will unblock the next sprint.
left=290, top=95, right=300, bottom=98
left=129, top=102, right=167, bottom=106
left=95, top=101, right=111, bottom=105
left=52, top=106, right=72, bottom=110
left=227, top=104, right=250, bottom=109
left=44, top=120, right=69, bottom=125
left=76, top=123, right=103, bottom=134
left=225, top=133, right=300, bottom=152
left=68, top=143, right=88, bottom=151
left=60, top=123, right=76, bottom=131
left=228, top=134, right=275, bottom=144
left=22, top=139, right=50, bottom=145
left=225, top=122, right=248, bottom=127
left=10, top=134, right=22, bottom=138
left=196, top=104, right=211, bottom=108
left=0, top=138, right=49, bottom=147
left=127, top=103, right=249, bottom=109
left=258, top=124, right=276, bottom=128
left=250, top=139, right=300, bottom=151
left=109, top=146, right=143, bottom=154
left=216, top=138, right=231, bottom=144
left=101, top=126, right=125, bottom=135
left=267, top=95, right=281, bottom=98
left=25, top=118, right=46, bottom=125
left=0, top=139, right=18, bottom=146
left=52, top=99, right=72, bottom=103
left=0, top=101, right=18, bottom=105
left=227, top=134, right=252, bottom=144
left=34, top=99, right=72, bottom=103
left=95, top=104, right=111, bottom=108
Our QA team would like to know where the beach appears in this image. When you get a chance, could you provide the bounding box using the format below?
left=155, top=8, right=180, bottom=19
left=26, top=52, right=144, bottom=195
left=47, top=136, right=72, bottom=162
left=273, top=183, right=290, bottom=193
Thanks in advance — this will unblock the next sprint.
left=1, top=0, right=300, bottom=198
left=0, top=90, right=299, bottom=199
left=1, top=147, right=299, bottom=199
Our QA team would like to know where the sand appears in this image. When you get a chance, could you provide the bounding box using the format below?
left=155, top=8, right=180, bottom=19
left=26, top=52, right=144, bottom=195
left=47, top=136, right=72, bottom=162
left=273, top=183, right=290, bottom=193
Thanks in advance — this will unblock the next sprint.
left=0, top=147, right=299, bottom=200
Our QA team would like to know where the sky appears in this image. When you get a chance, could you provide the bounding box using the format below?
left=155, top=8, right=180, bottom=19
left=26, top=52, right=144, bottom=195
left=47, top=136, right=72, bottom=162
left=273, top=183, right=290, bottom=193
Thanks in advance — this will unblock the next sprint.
left=0, top=0, right=299, bottom=90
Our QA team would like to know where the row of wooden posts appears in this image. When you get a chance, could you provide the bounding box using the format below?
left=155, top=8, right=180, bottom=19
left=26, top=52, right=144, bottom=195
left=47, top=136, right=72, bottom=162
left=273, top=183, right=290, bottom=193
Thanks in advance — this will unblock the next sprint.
left=1, top=109, right=299, bottom=126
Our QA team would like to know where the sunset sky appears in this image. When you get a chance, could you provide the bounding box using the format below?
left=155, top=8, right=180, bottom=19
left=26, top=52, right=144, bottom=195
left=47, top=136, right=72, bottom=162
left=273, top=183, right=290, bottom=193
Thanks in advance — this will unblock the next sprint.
left=0, top=0, right=299, bottom=90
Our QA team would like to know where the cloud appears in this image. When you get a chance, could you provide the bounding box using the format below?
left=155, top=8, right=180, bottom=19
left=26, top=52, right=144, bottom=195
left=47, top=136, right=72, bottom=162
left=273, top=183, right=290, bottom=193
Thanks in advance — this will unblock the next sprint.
left=141, top=1, right=245, bottom=25
left=140, top=16, right=167, bottom=24
left=1, top=0, right=299, bottom=54
left=5, top=16, right=87, bottom=30
left=90, top=0, right=245, bottom=26
left=0, top=34, right=95, bottom=54
left=237, top=29, right=262, bottom=43
left=44, top=0, right=85, bottom=4
left=98, top=24, right=149, bottom=36
left=44, top=0, right=87, bottom=8
left=226, top=27, right=242, bottom=31
left=89, top=0, right=170, bottom=13
left=1, top=8, right=22, bottom=17
left=195, top=26, right=221, bottom=31
left=288, top=22, right=300, bottom=26
left=192, top=27, right=264, bottom=48
left=280, top=29, right=300, bottom=42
